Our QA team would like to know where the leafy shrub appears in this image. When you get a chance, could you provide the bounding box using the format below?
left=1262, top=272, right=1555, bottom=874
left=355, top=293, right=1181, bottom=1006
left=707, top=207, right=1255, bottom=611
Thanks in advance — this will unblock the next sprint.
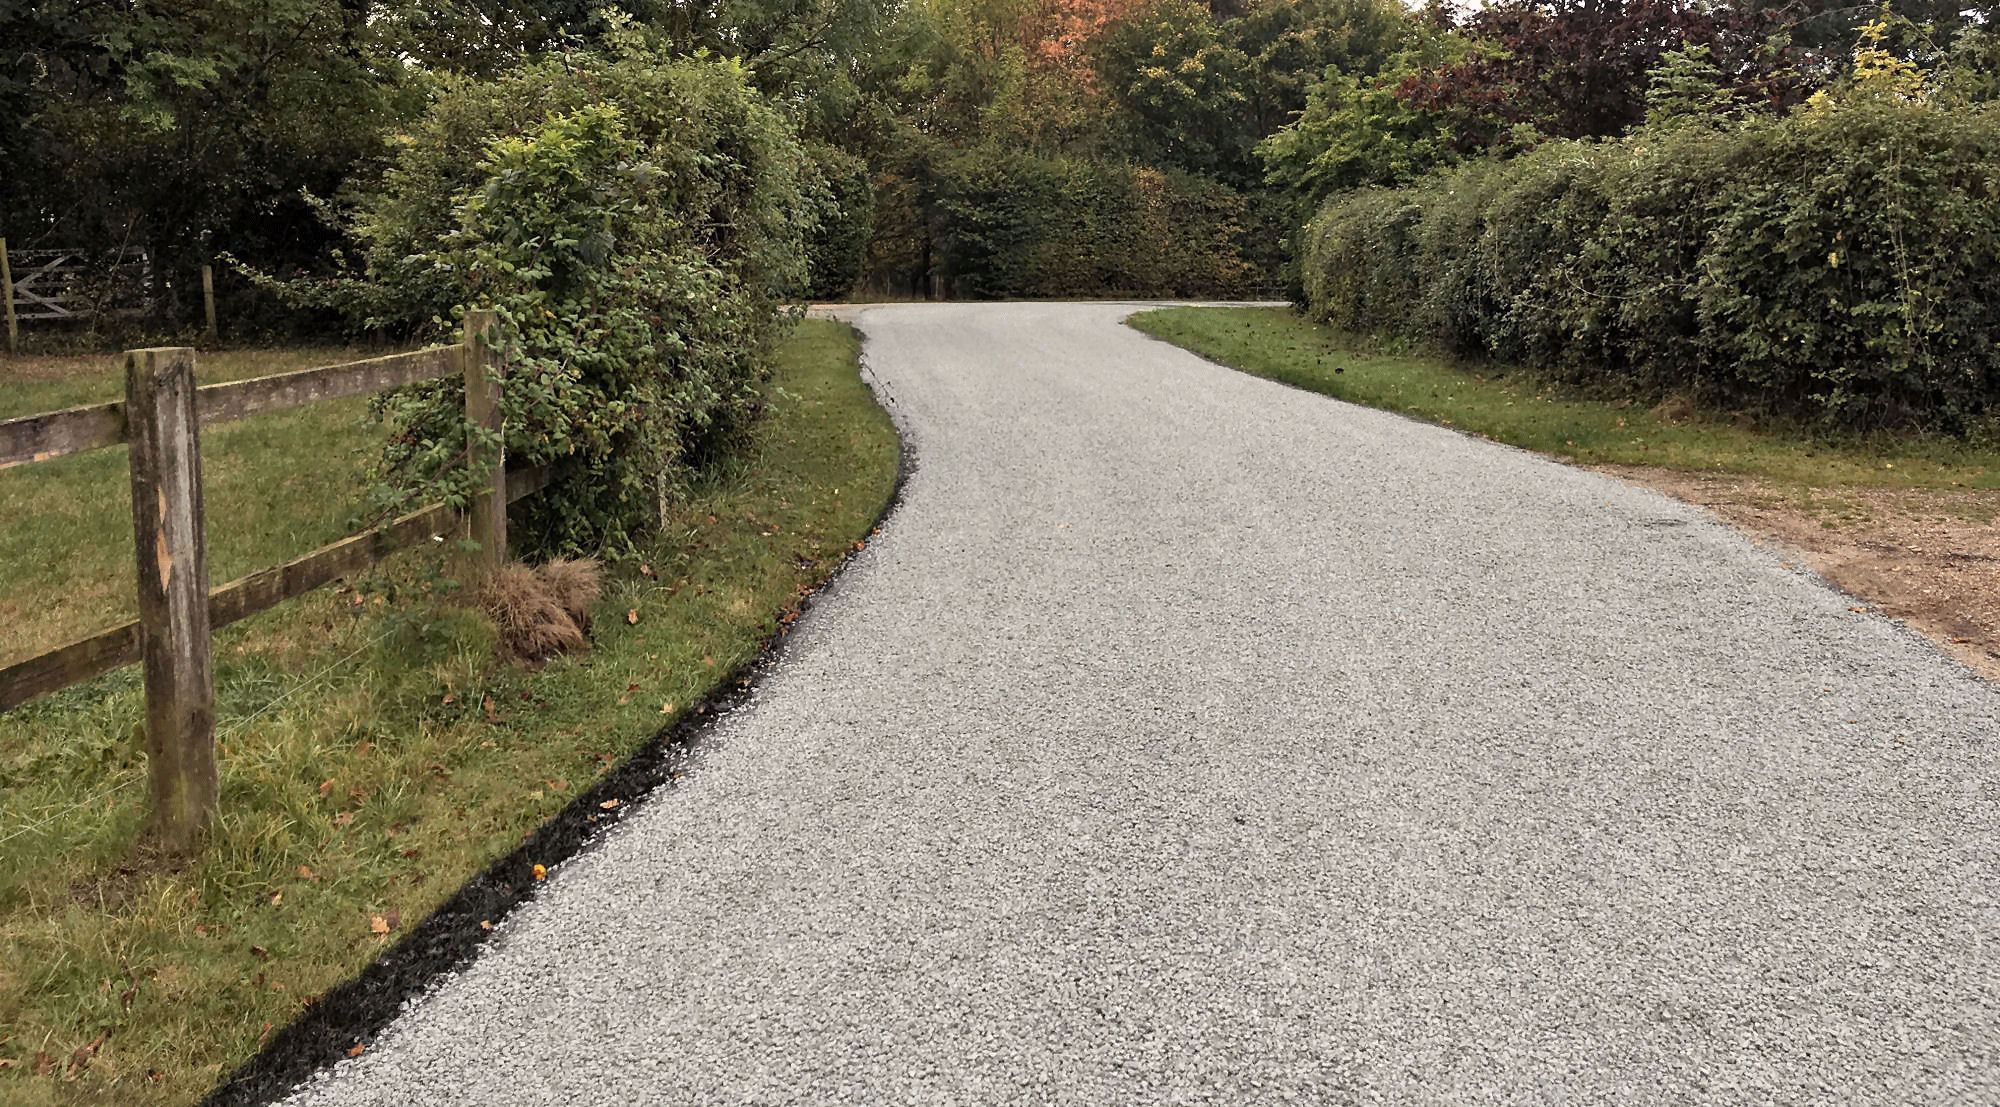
left=1300, top=93, right=2000, bottom=432
left=307, top=48, right=812, bottom=558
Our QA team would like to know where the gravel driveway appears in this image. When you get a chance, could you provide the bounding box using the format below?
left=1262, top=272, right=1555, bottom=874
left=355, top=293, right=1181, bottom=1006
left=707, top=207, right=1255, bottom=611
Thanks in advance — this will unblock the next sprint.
left=281, top=302, right=1999, bottom=1106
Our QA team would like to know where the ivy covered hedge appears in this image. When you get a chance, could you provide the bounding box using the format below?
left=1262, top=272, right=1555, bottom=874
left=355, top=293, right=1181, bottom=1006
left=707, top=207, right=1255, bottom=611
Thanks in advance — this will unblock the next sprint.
left=307, top=47, right=816, bottom=559
left=1299, top=96, right=2000, bottom=433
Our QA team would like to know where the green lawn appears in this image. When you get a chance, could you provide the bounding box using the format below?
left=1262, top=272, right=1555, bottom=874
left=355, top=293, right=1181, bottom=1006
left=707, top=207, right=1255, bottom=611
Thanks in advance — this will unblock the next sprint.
left=1129, top=307, right=2000, bottom=492
left=2, top=347, right=410, bottom=662
left=0, top=319, right=899, bottom=1105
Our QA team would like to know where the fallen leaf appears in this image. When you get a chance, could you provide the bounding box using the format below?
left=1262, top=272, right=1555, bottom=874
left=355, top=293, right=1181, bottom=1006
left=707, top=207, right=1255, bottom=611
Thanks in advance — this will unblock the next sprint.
left=600, top=798, right=621, bottom=809
left=270, top=892, right=282, bottom=906
left=0, top=1059, right=15, bottom=1070
left=479, top=919, right=494, bottom=931
left=370, top=916, right=389, bottom=936
left=68, top=1029, right=109, bottom=1072
left=318, top=779, right=335, bottom=797
left=532, top=863, right=548, bottom=880
left=297, top=865, right=314, bottom=880
left=441, top=693, right=454, bottom=705
left=660, top=702, right=674, bottom=714
left=251, top=945, right=269, bottom=960
left=639, top=564, right=655, bottom=578
left=625, top=609, right=639, bottom=625
left=384, top=912, right=401, bottom=930
left=852, top=540, right=866, bottom=552
left=32, top=1051, right=55, bottom=1076
left=550, top=779, right=568, bottom=792
left=333, top=812, right=353, bottom=827
left=347, top=1043, right=366, bottom=1059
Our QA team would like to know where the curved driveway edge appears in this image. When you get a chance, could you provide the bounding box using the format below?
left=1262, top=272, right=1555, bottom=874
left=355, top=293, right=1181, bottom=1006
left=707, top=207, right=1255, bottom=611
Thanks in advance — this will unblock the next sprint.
left=282, top=302, right=1999, bottom=1106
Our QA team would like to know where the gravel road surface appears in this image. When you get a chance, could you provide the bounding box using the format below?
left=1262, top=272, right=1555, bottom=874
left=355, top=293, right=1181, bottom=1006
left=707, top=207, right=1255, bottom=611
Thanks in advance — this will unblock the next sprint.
left=282, top=302, right=2000, bottom=1106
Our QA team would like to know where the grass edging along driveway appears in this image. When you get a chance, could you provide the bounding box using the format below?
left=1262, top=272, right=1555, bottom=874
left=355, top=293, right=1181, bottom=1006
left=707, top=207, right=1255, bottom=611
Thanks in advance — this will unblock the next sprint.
left=0, top=319, right=902, bottom=1107
left=1129, top=305, right=2000, bottom=679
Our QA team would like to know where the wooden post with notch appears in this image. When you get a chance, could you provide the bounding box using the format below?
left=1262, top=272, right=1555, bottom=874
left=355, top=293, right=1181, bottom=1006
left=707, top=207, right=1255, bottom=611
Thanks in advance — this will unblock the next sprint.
left=2, top=237, right=17, bottom=353
left=126, top=347, right=217, bottom=851
left=201, top=264, right=218, bottom=345
left=461, top=309, right=506, bottom=570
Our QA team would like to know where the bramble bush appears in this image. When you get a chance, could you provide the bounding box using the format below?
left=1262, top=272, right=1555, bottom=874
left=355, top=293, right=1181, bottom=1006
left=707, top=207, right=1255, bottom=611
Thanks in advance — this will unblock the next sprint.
left=1300, top=47, right=2000, bottom=433
left=287, top=47, right=816, bottom=559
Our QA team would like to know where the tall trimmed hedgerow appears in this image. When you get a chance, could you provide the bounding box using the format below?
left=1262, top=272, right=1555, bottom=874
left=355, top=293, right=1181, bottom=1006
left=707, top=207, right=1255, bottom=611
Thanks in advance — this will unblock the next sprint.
left=1299, top=76, right=2000, bottom=432
left=930, top=147, right=1257, bottom=298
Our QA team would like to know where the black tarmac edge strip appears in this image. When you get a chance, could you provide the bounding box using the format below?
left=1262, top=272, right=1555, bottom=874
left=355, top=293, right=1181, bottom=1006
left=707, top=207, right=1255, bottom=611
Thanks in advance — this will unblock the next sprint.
left=203, top=351, right=912, bottom=1107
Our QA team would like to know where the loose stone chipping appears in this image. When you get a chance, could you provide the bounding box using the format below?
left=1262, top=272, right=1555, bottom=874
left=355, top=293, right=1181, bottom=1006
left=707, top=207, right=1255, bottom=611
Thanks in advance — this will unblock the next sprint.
left=282, top=302, right=2000, bottom=1107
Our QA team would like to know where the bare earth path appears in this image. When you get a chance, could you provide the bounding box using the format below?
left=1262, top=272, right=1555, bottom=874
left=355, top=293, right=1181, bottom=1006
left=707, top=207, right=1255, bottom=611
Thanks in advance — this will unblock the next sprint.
left=283, top=303, right=1999, bottom=1106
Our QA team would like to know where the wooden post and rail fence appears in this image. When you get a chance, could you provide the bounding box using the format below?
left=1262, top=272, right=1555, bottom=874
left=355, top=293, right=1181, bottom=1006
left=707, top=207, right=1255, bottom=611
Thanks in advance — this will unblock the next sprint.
left=0, top=310, right=542, bottom=851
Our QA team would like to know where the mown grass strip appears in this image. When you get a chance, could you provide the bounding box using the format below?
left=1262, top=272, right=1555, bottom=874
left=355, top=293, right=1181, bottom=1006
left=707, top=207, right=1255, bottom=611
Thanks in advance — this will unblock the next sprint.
left=0, top=318, right=899, bottom=1106
left=1128, top=306, right=2000, bottom=492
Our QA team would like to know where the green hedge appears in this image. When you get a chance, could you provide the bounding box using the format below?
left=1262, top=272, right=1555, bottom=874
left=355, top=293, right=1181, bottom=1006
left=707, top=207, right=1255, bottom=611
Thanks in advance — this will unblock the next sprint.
left=803, top=142, right=876, bottom=301
left=1300, top=97, right=2000, bottom=432
left=864, top=148, right=1271, bottom=299
left=938, top=149, right=1261, bottom=298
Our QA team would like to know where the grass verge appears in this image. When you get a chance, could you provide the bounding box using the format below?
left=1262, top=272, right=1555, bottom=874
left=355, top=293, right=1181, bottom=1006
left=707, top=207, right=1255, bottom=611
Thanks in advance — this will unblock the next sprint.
left=1128, top=306, right=1999, bottom=492
left=0, top=318, right=899, bottom=1104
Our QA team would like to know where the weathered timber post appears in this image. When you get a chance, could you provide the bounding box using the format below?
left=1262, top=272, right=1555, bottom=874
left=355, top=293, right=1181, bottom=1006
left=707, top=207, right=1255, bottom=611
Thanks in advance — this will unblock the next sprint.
left=461, top=309, right=506, bottom=570
left=201, top=264, right=218, bottom=345
left=126, top=347, right=217, bottom=851
left=2, top=238, right=17, bottom=353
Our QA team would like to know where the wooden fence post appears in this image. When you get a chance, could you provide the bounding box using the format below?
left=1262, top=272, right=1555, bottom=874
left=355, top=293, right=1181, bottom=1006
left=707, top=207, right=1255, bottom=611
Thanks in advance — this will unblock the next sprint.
left=125, top=347, right=217, bottom=852
left=461, top=310, right=506, bottom=570
left=201, top=264, right=218, bottom=345
left=2, top=238, right=17, bottom=353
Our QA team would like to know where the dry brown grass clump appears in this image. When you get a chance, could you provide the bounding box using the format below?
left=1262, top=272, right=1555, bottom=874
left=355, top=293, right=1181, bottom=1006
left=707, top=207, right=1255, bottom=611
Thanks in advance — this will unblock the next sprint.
left=537, top=558, right=602, bottom=633
left=476, top=558, right=603, bottom=662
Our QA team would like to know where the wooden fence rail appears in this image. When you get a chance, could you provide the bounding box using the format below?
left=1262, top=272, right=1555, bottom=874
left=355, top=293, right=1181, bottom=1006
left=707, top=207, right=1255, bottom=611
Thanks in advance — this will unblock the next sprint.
left=0, top=311, right=523, bottom=851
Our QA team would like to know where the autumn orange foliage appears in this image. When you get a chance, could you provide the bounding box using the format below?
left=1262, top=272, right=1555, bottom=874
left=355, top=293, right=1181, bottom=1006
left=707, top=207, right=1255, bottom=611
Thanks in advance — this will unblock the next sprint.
left=1023, top=0, right=1145, bottom=80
